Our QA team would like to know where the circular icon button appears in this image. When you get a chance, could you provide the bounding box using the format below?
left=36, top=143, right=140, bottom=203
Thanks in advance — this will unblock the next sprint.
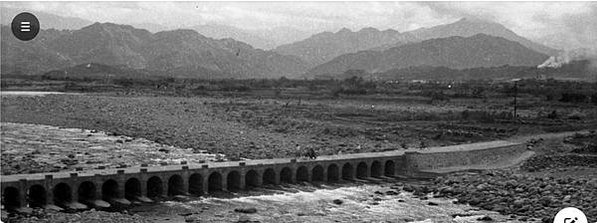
left=554, top=207, right=588, bottom=223
left=11, top=12, right=40, bottom=41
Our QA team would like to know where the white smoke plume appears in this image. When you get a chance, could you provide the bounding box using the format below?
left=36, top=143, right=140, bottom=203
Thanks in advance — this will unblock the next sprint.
left=538, top=48, right=597, bottom=68
left=538, top=56, right=566, bottom=68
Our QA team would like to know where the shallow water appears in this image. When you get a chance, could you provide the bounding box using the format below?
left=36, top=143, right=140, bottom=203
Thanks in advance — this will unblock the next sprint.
left=0, top=91, right=79, bottom=96
left=131, top=182, right=525, bottom=223
left=0, top=122, right=225, bottom=174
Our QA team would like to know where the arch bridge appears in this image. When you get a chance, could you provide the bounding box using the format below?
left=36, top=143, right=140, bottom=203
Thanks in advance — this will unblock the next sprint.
left=1, top=140, right=526, bottom=210
left=1, top=151, right=404, bottom=210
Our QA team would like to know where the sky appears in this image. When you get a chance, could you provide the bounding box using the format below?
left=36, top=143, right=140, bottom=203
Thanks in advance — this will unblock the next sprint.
left=2, top=1, right=596, bottom=50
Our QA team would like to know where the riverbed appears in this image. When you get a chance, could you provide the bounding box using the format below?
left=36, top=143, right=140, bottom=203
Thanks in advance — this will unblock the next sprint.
left=130, top=182, right=524, bottom=223
left=0, top=122, right=226, bottom=175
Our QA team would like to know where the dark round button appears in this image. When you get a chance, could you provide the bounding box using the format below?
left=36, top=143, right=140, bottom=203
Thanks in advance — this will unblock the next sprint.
left=11, top=12, right=40, bottom=41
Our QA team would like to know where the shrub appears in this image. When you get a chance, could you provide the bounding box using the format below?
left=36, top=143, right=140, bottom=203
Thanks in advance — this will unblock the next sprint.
left=547, top=110, right=558, bottom=119
left=560, top=93, right=587, bottom=103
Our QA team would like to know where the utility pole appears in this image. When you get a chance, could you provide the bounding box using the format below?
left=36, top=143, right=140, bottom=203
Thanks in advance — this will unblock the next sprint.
left=513, top=80, right=519, bottom=119
left=511, top=79, right=520, bottom=120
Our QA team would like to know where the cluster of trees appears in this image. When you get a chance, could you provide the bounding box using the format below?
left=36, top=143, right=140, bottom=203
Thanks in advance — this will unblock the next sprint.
left=4, top=70, right=596, bottom=105
left=105, top=76, right=597, bottom=105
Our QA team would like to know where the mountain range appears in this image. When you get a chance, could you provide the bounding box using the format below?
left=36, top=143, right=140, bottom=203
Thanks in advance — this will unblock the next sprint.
left=2, top=8, right=590, bottom=81
left=0, top=7, right=312, bottom=51
left=188, top=24, right=313, bottom=50
left=306, top=34, right=550, bottom=78
left=1, top=23, right=308, bottom=78
left=0, top=7, right=93, bottom=30
left=274, top=18, right=558, bottom=68
left=274, top=27, right=418, bottom=67
left=409, top=18, right=559, bottom=56
left=0, top=7, right=581, bottom=53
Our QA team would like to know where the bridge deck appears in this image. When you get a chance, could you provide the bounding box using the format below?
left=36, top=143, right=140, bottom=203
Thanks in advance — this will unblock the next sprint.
left=0, top=140, right=517, bottom=183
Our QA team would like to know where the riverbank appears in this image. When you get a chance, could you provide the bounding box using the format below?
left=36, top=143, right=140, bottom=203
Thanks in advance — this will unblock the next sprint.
left=1, top=208, right=147, bottom=223
left=411, top=131, right=597, bottom=223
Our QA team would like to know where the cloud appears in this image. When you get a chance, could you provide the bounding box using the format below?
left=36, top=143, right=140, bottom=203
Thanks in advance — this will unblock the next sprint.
left=1, top=1, right=595, bottom=49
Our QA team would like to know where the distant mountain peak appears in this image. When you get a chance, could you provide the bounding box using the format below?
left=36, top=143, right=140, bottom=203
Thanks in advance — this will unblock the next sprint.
left=157, top=29, right=200, bottom=36
left=358, top=27, right=380, bottom=33
left=337, top=28, right=352, bottom=34
left=81, top=22, right=150, bottom=35
left=382, top=29, right=400, bottom=34
left=83, top=22, right=109, bottom=30
left=85, top=22, right=132, bottom=29
left=456, top=17, right=478, bottom=22
left=152, top=29, right=214, bottom=42
left=455, top=17, right=495, bottom=23
left=470, top=33, right=497, bottom=39
left=188, top=23, right=276, bottom=50
left=275, top=26, right=418, bottom=67
left=408, top=17, right=558, bottom=56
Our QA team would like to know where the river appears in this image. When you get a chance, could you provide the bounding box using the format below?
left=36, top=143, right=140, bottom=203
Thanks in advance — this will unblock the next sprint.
left=0, top=114, right=524, bottom=222
left=130, top=181, right=521, bottom=223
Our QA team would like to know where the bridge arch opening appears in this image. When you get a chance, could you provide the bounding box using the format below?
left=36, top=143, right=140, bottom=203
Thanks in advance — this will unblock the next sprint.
left=312, top=165, right=324, bottom=182
left=147, top=176, right=163, bottom=198
left=188, top=173, right=203, bottom=196
left=147, top=176, right=164, bottom=198
left=208, top=172, right=222, bottom=192
left=280, top=167, right=293, bottom=183
left=168, top=175, right=184, bottom=196
left=342, top=163, right=354, bottom=180
left=102, top=180, right=119, bottom=201
left=28, top=185, right=47, bottom=208
left=245, top=170, right=259, bottom=188
left=384, top=160, right=395, bottom=176
left=77, top=181, right=96, bottom=203
left=327, top=164, right=339, bottom=182
left=262, top=168, right=276, bottom=185
left=357, top=162, right=368, bottom=179
left=371, top=161, right=382, bottom=177
left=3, top=187, right=20, bottom=209
left=227, top=171, right=241, bottom=191
left=53, top=183, right=72, bottom=207
left=296, top=166, right=309, bottom=182
left=125, top=178, right=142, bottom=200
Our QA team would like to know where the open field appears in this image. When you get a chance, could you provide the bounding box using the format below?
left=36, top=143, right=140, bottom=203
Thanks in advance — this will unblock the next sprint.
left=2, top=78, right=596, bottom=175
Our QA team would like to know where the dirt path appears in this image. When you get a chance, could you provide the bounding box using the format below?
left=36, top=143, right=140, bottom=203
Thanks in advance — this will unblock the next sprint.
left=508, top=130, right=591, bottom=143
left=419, top=130, right=593, bottom=174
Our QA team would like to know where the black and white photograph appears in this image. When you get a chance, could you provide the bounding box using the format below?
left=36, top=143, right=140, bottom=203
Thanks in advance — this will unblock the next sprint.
left=0, top=1, right=596, bottom=222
